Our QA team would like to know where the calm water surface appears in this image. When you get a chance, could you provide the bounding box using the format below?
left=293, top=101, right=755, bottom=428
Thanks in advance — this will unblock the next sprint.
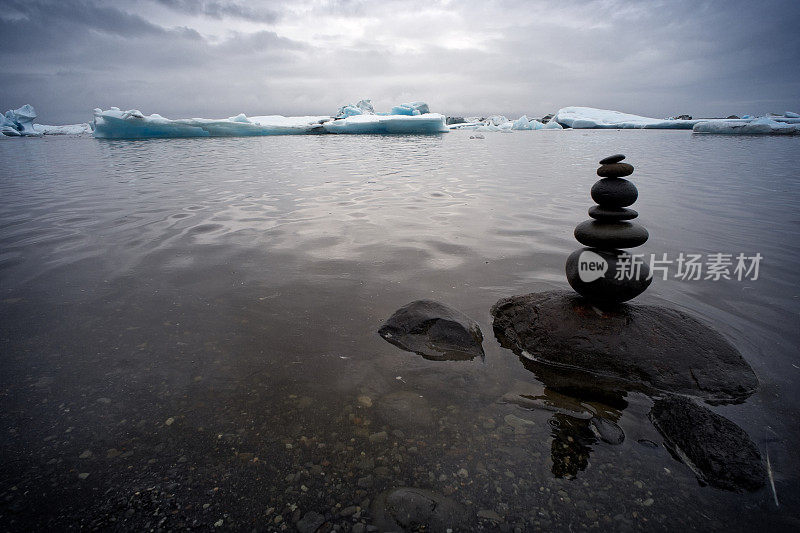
left=1, top=130, right=799, bottom=530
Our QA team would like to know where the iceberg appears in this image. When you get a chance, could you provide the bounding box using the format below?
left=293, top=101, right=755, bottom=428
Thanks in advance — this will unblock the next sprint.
left=92, top=100, right=447, bottom=138
left=321, top=113, right=448, bottom=134
left=511, top=115, right=546, bottom=130
left=389, top=101, right=430, bottom=116
left=2, top=104, right=41, bottom=136
left=1, top=104, right=91, bottom=136
left=92, top=108, right=330, bottom=139
left=552, top=106, right=700, bottom=129
left=335, top=99, right=375, bottom=118
left=693, top=117, right=800, bottom=135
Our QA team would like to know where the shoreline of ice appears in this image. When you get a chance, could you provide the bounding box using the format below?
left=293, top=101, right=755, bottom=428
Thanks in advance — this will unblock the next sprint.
left=4, top=102, right=799, bottom=139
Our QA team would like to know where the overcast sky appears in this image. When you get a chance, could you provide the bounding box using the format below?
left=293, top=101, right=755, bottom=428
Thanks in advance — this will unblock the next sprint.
left=1, top=0, right=799, bottom=124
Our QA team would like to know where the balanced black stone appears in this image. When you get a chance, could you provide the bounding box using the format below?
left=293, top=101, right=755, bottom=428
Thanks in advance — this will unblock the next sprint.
left=591, top=178, right=638, bottom=207
left=599, top=153, right=625, bottom=164
left=588, top=205, right=638, bottom=221
left=566, top=154, right=651, bottom=304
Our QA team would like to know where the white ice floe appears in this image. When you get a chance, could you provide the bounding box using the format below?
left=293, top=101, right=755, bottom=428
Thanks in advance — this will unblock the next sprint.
left=92, top=108, right=331, bottom=139
left=322, top=113, right=448, bottom=134
left=33, top=123, right=92, bottom=135
left=552, top=106, right=700, bottom=129
left=92, top=100, right=447, bottom=138
left=693, top=116, right=800, bottom=135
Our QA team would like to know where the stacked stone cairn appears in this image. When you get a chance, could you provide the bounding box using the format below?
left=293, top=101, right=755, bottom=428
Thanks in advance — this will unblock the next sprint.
left=565, top=154, right=652, bottom=304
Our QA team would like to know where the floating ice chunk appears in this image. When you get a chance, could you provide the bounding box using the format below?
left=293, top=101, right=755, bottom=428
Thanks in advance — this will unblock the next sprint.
left=335, top=99, right=374, bottom=118
left=552, top=106, right=700, bottom=129
left=543, top=118, right=563, bottom=129
left=511, top=115, right=546, bottom=130
left=390, top=102, right=430, bottom=116
left=487, top=115, right=509, bottom=126
left=33, top=123, right=92, bottom=135
left=92, top=108, right=330, bottom=139
left=693, top=117, right=800, bottom=135
left=321, top=113, right=448, bottom=134
left=786, top=111, right=799, bottom=118
left=2, top=104, right=41, bottom=136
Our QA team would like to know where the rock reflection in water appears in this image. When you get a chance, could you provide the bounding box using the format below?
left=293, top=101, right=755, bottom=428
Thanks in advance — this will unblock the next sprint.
left=493, top=292, right=767, bottom=491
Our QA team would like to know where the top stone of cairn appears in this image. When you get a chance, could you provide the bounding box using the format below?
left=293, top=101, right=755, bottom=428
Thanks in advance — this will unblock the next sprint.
left=599, top=154, right=625, bottom=165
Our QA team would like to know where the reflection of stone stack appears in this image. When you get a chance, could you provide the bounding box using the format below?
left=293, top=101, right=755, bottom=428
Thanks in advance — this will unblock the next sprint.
left=566, top=154, right=652, bottom=304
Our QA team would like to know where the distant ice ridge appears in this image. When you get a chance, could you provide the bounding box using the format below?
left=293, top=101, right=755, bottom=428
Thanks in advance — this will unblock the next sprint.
left=448, top=114, right=562, bottom=132
left=92, top=101, right=448, bottom=138
left=693, top=116, right=800, bottom=135
left=1, top=104, right=91, bottom=136
left=92, top=108, right=331, bottom=138
left=552, top=106, right=701, bottom=129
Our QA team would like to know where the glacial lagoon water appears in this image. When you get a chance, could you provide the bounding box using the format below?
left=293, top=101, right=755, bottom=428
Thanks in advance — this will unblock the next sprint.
left=1, top=130, right=799, bottom=530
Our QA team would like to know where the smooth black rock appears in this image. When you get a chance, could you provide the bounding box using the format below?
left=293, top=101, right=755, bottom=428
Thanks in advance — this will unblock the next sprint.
left=378, top=300, right=484, bottom=361
left=597, top=162, right=634, bottom=178
left=372, top=487, right=468, bottom=533
left=574, top=220, right=649, bottom=248
left=588, top=205, right=638, bottom=221
left=591, top=177, right=638, bottom=207
left=599, top=154, right=625, bottom=164
left=650, top=395, right=766, bottom=492
left=565, top=248, right=652, bottom=303
left=490, top=290, right=758, bottom=403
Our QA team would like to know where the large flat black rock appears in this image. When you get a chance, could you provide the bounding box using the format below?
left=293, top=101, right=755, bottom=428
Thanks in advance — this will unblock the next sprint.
left=491, top=291, right=757, bottom=403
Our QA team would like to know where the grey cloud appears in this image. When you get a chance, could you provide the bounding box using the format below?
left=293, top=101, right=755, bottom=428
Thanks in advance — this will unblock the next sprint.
left=156, top=0, right=280, bottom=23
left=1, top=0, right=798, bottom=124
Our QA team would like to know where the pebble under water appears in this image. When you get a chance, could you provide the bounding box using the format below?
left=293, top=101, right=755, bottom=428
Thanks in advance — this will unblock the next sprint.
left=1, top=130, right=799, bottom=531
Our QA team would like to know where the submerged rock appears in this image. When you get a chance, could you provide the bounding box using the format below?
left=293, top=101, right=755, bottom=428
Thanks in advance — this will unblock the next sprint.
left=379, top=300, right=484, bottom=360
left=650, top=395, right=766, bottom=492
left=371, top=487, right=469, bottom=532
left=491, top=290, right=758, bottom=403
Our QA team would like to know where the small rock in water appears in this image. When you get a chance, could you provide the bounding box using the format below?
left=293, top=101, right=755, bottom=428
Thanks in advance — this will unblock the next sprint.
left=372, top=487, right=468, bottom=532
left=165, top=417, right=175, bottom=426
left=77, top=472, right=90, bottom=480
left=369, top=431, right=388, bottom=443
left=357, top=395, right=373, bottom=407
left=378, top=300, right=484, bottom=361
left=296, top=511, right=326, bottom=533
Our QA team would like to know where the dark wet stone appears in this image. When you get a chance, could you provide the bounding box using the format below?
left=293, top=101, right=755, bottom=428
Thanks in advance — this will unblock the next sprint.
left=590, top=178, right=638, bottom=207
left=490, top=290, right=758, bottom=403
left=597, top=162, right=634, bottom=178
left=378, top=300, right=484, bottom=361
left=599, top=154, right=625, bottom=164
left=574, top=220, right=648, bottom=249
left=296, top=511, right=326, bottom=533
left=588, top=205, right=638, bottom=221
left=589, top=416, right=625, bottom=444
left=650, top=395, right=766, bottom=492
left=565, top=248, right=652, bottom=303
left=372, top=487, right=468, bottom=533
